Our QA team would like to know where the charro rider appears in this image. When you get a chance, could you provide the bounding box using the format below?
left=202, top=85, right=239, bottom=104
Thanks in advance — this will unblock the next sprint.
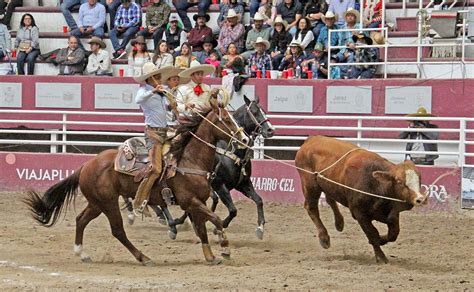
left=177, top=59, right=223, bottom=119
left=162, top=66, right=189, bottom=130
left=133, top=63, right=176, bottom=215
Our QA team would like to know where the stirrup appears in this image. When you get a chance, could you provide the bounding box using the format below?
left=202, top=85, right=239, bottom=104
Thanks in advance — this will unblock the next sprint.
left=133, top=200, right=148, bottom=217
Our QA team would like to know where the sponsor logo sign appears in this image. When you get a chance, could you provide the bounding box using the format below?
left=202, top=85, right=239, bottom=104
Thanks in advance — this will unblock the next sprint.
left=35, top=83, right=82, bottom=108
left=385, top=86, right=432, bottom=114
left=0, top=83, right=22, bottom=108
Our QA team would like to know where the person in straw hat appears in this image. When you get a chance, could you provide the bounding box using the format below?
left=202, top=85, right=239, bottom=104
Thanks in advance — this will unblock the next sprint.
left=248, top=36, right=273, bottom=75
left=316, top=11, right=342, bottom=52
left=334, top=8, right=362, bottom=77
left=177, top=60, right=222, bottom=118
left=84, top=36, right=112, bottom=76
left=270, top=15, right=292, bottom=69
left=217, top=0, right=244, bottom=28
left=278, top=39, right=305, bottom=71
left=217, top=8, right=245, bottom=55
left=160, top=66, right=189, bottom=129
left=241, top=12, right=271, bottom=59
left=133, top=63, right=177, bottom=213
left=399, top=107, right=439, bottom=165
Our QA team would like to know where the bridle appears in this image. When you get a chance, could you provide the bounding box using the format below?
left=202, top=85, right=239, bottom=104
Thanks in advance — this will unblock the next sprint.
left=244, top=101, right=271, bottom=138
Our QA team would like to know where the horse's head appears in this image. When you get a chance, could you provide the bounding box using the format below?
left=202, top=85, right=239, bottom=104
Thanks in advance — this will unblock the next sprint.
left=234, top=95, right=275, bottom=138
left=207, top=94, right=250, bottom=147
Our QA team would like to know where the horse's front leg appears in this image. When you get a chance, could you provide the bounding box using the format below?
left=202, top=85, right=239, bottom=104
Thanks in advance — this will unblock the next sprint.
left=235, top=177, right=265, bottom=240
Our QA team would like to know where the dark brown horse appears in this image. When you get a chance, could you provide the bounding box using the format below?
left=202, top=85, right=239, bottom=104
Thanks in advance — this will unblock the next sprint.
left=24, top=101, right=249, bottom=265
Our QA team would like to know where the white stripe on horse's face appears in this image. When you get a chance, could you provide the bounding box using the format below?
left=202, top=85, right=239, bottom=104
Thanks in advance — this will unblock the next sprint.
left=405, top=169, right=424, bottom=204
left=259, top=108, right=275, bottom=131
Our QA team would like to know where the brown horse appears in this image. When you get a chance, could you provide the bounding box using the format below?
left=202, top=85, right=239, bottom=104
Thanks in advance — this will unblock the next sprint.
left=24, top=101, right=249, bottom=265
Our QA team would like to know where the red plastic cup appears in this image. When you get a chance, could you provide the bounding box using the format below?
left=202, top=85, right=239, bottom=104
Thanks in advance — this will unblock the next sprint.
left=140, top=26, right=144, bottom=31
left=212, top=0, right=217, bottom=4
left=256, top=70, right=262, bottom=78
left=282, top=70, right=288, bottom=79
left=12, top=50, right=17, bottom=58
left=308, top=71, right=313, bottom=79
left=266, top=70, right=271, bottom=79
left=63, top=26, right=68, bottom=33
left=288, top=68, right=293, bottom=78
left=222, top=69, right=227, bottom=76
left=119, top=68, right=124, bottom=77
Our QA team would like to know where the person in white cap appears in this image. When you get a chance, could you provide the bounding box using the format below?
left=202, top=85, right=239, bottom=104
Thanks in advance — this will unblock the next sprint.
left=316, top=11, right=342, bottom=53
left=217, top=9, right=245, bottom=55
left=248, top=36, right=272, bottom=74
left=132, top=63, right=176, bottom=214
left=241, top=12, right=271, bottom=59
left=177, top=60, right=220, bottom=118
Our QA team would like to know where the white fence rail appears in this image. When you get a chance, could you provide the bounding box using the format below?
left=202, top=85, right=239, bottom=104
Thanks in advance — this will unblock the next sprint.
left=1, top=110, right=474, bottom=167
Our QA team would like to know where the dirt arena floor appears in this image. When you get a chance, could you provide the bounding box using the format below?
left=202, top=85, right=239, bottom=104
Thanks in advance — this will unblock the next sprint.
left=0, top=191, right=473, bottom=290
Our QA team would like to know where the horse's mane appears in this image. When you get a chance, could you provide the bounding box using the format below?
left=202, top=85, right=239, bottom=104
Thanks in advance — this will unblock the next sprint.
left=169, top=110, right=211, bottom=162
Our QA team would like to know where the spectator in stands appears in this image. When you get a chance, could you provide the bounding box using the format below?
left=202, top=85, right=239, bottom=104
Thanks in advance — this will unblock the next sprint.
left=335, top=8, right=361, bottom=77
left=241, top=12, right=271, bottom=59
left=128, top=36, right=151, bottom=77
left=106, top=0, right=121, bottom=30
left=292, top=17, right=315, bottom=53
left=399, top=107, right=439, bottom=165
left=347, top=33, right=378, bottom=79
left=153, top=40, right=174, bottom=68
left=217, top=9, right=245, bottom=55
left=193, top=35, right=217, bottom=64
left=278, top=39, right=305, bottom=71
left=162, top=15, right=187, bottom=56
left=174, top=0, right=211, bottom=32
left=0, top=22, right=11, bottom=59
left=328, top=0, right=355, bottom=26
left=56, top=35, right=86, bottom=75
left=70, top=0, right=106, bottom=49
left=0, top=0, right=22, bottom=29
left=248, top=37, right=272, bottom=72
left=137, top=0, right=170, bottom=50
left=276, top=0, right=303, bottom=35
left=217, top=0, right=244, bottom=29
left=363, top=0, right=382, bottom=29
left=270, top=15, right=292, bottom=70
left=174, top=42, right=196, bottom=69
left=249, top=0, right=264, bottom=19
left=14, top=13, right=40, bottom=75
left=204, top=51, right=220, bottom=76
left=187, top=12, right=213, bottom=52
left=301, top=43, right=327, bottom=78
left=303, top=0, right=328, bottom=41
left=317, top=11, right=342, bottom=53
left=221, top=42, right=245, bottom=74
left=85, top=36, right=112, bottom=75
left=110, top=0, right=141, bottom=59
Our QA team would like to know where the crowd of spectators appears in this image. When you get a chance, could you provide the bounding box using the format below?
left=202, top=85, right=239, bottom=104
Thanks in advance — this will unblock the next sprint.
left=0, top=0, right=384, bottom=78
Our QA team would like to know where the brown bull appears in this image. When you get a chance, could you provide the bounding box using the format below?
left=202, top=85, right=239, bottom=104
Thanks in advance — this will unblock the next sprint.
left=295, top=136, right=426, bottom=263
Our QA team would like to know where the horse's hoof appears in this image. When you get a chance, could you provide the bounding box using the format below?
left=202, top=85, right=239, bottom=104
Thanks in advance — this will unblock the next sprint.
left=375, top=255, right=389, bottom=264
left=335, top=218, right=344, bottom=232
left=207, top=257, right=223, bottom=265
left=81, top=256, right=92, bottom=263
left=158, top=218, right=167, bottom=226
left=168, top=230, right=177, bottom=240
left=221, top=248, right=231, bottom=260
left=319, top=237, right=330, bottom=249
left=256, top=225, right=264, bottom=240
left=142, top=259, right=156, bottom=267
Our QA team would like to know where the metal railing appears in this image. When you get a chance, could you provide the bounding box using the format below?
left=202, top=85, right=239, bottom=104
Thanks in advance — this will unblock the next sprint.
left=2, top=109, right=474, bottom=167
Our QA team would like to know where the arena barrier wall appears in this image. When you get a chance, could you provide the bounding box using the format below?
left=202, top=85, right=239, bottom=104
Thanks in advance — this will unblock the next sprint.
left=0, top=152, right=461, bottom=212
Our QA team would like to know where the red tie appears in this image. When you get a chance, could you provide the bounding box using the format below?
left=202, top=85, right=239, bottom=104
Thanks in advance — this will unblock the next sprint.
left=194, top=84, right=204, bottom=96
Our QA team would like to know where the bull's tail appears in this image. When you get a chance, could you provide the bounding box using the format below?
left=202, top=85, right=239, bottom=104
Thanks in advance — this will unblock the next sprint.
left=24, top=166, right=82, bottom=227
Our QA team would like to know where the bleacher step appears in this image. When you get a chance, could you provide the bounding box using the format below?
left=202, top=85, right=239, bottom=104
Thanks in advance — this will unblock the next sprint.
left=396, top=17, right=417, bottom=32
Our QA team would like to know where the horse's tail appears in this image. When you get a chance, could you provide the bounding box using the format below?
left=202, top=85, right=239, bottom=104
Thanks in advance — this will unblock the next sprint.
left=24, top=166, right=83, bottom=227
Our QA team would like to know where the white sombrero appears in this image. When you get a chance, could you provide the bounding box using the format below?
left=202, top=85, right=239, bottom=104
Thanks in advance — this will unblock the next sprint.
left=343, top=8, right=360, bottom=22
left=253, top=36, right=270, bottom=50
left=321, top=11, right=338, bottom=22
left=159, top=66, right=190, bottom=85
left=134, top=63, right=161, bottom=83
left=289, top=39, right=303, bottom=49
left=178, top=60, right=215, bottom=78
left=253, top=12, right=266, bottom=21
left=226, top=9, right=239, bottom=19
left=272, top=15, right=288, bottom=30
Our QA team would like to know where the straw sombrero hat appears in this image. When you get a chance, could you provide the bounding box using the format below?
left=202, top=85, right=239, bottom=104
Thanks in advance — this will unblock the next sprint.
left=289, top=39, right=303, bottom=49
left=371, top=32, right=386, bottom=45
left=160, top=66, right=190, bottom=85
left=133, top=62, right=168, bottom=83
left=321, top=11, right=338, bottom=22
left=88, top=37, right=106, bottom=49
left=179, top=60, right=215, bottom=78
left=253, top=12, right=266, bottom=21
left=226, top=9, right=239, bottom=19
left=343, top=8, right=360, bottom=22
left=272, top=15, right=288, bottom=30
left=405, top=107, right=436, bottom=117
left=253, top=36, right=270, bottom=50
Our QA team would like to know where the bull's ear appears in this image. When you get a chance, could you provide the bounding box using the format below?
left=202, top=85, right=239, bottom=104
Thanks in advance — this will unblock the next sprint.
left=372, top=171, right=394, bottom=183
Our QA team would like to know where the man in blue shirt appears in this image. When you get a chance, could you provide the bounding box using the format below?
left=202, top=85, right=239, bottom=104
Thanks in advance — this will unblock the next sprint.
left=70, top=0, right=106, bottom=49
left=109, top=0, right=141, bottom=59
left=132, top=63, right=174, bottom=215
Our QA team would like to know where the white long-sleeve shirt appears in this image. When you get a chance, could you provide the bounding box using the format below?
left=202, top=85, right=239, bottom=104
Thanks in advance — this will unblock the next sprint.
left=176, top=80, right=212, bottom=116
left=135, top=84, right=168, bottom=128
left=85, top=49, right=112, bottom=75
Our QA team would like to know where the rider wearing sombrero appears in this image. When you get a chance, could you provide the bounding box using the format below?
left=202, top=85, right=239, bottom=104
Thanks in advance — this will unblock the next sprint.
left=160, top=66, right=189, bottom=129
left=176, top=60, right=223, bottom=120
left=399, top=107, right=439, bottom=165
left=133, top=63, right=177, bottom=214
